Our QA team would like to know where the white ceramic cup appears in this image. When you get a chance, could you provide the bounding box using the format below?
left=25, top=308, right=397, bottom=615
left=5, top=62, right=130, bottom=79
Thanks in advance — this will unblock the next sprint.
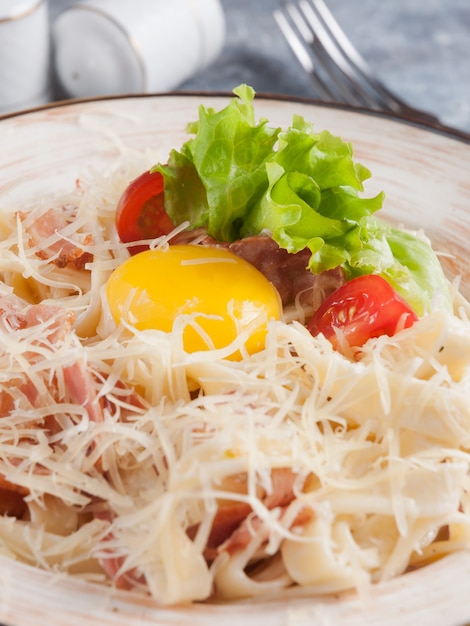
left=0, top=0, right=51, bottom=114
left=52, top=0, right=226, bottom=99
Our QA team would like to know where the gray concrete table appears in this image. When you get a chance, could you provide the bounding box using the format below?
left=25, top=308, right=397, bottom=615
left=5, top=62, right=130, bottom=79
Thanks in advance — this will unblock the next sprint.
left=49, top=0, right=470, bottom=134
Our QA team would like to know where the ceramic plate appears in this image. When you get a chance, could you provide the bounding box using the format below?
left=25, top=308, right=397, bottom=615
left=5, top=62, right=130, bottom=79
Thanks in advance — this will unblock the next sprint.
left=1, top=93, right=470, bottom=626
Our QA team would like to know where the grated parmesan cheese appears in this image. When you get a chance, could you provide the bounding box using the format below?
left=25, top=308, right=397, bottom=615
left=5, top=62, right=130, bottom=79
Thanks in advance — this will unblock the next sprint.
left=0, top=157, right=469, bottom=606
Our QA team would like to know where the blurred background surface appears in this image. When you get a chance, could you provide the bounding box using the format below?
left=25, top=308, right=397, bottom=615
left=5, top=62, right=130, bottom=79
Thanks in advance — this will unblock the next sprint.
left=19, top=0, right=470, bottom=134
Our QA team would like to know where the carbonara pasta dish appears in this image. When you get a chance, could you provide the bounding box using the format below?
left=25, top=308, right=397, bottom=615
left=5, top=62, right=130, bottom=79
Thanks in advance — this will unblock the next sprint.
left=0, top=86, right=470, bottom=606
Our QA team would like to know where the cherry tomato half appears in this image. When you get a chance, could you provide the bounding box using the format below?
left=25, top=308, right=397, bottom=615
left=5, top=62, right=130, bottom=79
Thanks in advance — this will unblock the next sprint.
left=115, top=170, right=174, bottom=254
left=307, top=274, right=418, bottom=350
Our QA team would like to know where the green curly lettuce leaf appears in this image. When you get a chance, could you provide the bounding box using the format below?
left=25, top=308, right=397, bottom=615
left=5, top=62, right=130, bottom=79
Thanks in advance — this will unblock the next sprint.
left=154, top=84, right=451, bottom=316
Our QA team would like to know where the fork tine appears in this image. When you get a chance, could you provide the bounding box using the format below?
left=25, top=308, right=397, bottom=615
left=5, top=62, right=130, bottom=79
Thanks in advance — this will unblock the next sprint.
left=300, top=0, right=406, bottom=113
left=275, top=1, right=387, bottom=109
left=296, top=0, right=377, bottom=108
left=295, top=1, right=371, bottom=107
left=275, top=0, right=441, bottom=124
left=274, top=6, right=337, bottom=102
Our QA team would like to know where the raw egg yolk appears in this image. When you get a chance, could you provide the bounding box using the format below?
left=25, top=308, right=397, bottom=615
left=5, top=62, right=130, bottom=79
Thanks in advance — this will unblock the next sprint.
left=106, top=244, right=282, bottom=358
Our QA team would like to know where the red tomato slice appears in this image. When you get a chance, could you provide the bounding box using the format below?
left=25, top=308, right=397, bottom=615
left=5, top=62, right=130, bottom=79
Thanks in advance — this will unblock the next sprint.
left=115, top=170, right=174, bottom=254
left=307, top=274, right=418, bottom=350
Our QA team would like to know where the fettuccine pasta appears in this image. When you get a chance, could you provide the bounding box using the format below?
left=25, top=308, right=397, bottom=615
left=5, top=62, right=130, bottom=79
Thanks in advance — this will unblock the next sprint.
left=0, top=149, right=469, bottom=606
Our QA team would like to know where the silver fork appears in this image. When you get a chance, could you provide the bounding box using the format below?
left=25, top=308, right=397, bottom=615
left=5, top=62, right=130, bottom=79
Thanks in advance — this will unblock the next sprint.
left=274, top=0, right=440, bottom=125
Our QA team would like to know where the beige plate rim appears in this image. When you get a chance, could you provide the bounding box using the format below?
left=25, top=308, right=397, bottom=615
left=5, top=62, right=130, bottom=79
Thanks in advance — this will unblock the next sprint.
left=1, top=93, right=470, bottom=626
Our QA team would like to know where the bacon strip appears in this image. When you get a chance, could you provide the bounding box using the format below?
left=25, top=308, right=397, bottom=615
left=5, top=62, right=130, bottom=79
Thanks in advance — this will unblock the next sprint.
left=93, top=510, right=145, bottom=590
left=188, top=468, right=305, bottom=561
left=221, top=506, right=315, bottom=557
left=0, top=295, right=107, bottom=512
left=62, top=362, right=104, bottom=423
left=20, top=207, right=93, bottom=269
